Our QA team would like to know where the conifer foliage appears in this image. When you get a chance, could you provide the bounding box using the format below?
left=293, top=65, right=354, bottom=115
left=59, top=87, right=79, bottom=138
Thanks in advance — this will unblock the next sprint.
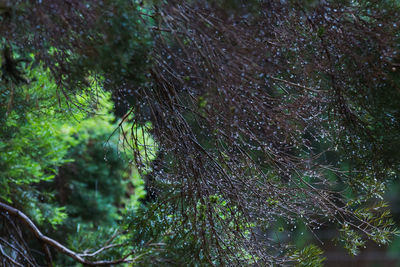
left=1, top=0, right=400, bottom=266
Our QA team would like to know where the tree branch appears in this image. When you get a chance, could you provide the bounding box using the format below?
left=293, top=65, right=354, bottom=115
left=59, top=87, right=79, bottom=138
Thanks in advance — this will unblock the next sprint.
left=0, top=202, right=135, bottom=266
left=270, top=76, right=325, bottom=93
left=0, top=244, right=25, bottom=267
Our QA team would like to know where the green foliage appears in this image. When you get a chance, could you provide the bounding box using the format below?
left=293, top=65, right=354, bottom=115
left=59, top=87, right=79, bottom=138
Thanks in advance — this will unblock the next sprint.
left=39, top=92, right=153, bottom=264
left=289, top=244, right=326, bottom=267
left=126, top=203, right=212, bottom=266
left=0, top=54, right=75, bottom=224
left=59, top=0, right=152, bottom=98
left=0, top=47, right=152, bottom=264
left=339, top=225, right=365, bottom=256
left=56, top=119, right=127, bottom=225
left=337, top=201, right=399, bottom=256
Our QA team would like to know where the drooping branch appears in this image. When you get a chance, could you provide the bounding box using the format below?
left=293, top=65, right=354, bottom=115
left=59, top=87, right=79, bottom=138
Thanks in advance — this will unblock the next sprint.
left=0, top=202, right=135, bottom=266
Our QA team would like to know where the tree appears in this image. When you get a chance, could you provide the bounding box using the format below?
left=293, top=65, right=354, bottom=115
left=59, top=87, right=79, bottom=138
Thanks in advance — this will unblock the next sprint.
left=1, top=0, right=400, bottom=265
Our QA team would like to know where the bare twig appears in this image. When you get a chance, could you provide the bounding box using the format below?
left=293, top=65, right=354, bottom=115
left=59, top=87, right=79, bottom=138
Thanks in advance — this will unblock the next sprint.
left=0, top=202, right=134, bottom=266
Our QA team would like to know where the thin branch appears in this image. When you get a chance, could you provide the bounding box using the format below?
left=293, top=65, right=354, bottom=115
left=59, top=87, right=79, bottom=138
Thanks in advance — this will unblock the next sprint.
left=79, top=243, right=127, bottom=258
left=0, top=202, right=135, bottom=266
left=270, top=76, right=325, bottom=93
left=0, top=244, right=25, bottom=267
